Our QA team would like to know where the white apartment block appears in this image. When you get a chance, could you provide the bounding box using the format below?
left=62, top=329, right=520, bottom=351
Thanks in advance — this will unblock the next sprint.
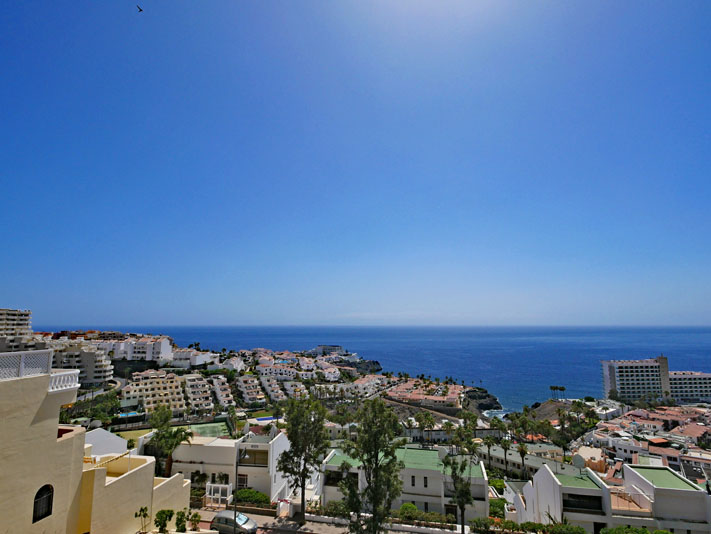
left=0, top=350, right=189, bottom=533
left=172, top=431, right=292, bottom=501
left=237, top=375, right=267, bottom=405
left=183, top=374, right=214, bottom=413
left=0, top=308, right=32, bottom=336
left=172, top=349, right=219, bottom=369
left=507, top=463, right=711, bottom=534
left=603, top=356, right=711, bottom=403
left=284, top=381, right=309, bottom=399
left=322, top=447, right=489, bottom=521
left=53, top=344, right=114, bottom=388
left=298, top=357, right=315, bottom=370
left=122, top=369, right=186, bottom=414
left=95, top=337, right=173, bottom=362
left=259, top=376, right=287, bottom=402
left=211, top=375, right=235, bottom=408
left=256, top=364, right=298, bottom=381
left=210, top=356, right=246, bottom=373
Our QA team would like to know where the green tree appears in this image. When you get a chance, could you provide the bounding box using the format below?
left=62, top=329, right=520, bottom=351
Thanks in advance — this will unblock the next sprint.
left=517, top=443, right=529, bottom=478
left=340, top=399, right=404, bottom=534
left=277, top=398, right=330, bottom=524
left=154, top=509, right=174, bottom=534
left=443, top=454, right=474, bottom=534
left=135, top=506, right=150, bottom=534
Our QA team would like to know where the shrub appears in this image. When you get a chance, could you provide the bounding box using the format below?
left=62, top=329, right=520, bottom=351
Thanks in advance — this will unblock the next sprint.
left=189, top=511, right=201, bottom=531
left=234, top=488, right=271, bottom=506
left=549, top=525, right=587, bottom=534
left=489, top=478, right=506, bottom=494
left=653, top=531, right=672, bottom=534
left=489, top=498, right=506, bottom=519
left=470, top=517, right=493, bottom=533
left=399, top=502, right=420, bottom=521
left=175, top=509, right=187, bottom=532
left=323, top=500, right=349, bottom=518
left=154, top=509, right=174, bottom=534
left=520, top=521, right=546, bottom=532
left=601, top=527, right=649, bottom=534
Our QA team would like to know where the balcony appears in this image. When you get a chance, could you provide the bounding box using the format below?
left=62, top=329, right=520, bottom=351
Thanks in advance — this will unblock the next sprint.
left=49, top=369, right=80, bottom=393
left=0, top=350, right=53, bottom=380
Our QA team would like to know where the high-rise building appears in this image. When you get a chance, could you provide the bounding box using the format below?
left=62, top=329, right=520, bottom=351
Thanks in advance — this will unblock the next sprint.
left=0, top=308, right=32, bottom=336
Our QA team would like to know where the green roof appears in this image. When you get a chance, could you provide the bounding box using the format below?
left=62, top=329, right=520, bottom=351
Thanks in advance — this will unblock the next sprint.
left=327, top=448, right=483, bottom=477
left=631, top=466, right=700, bottom=491
left=555, top=473, right=600, bottom=489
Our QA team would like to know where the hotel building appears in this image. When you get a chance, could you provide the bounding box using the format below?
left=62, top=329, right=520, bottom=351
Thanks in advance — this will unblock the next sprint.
left=602, top=356, right=711, bottom=403
left=122, top=369, right=186, bottom=414
left=0, top=308, right=32, bottom=336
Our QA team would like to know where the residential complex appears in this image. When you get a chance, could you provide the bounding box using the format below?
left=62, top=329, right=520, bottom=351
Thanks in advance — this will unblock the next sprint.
left=0, top=308, right=32, bottom=336
left=52, top=343, right=114, bottom=388
left=183, top=374, right=214, bottom=413
left=387, top=379, right=465, bottom=410
left=211, top=374, right=236, bottom=407
left=602, top=355, right=711, bottom=403
left=237, top=375, right=267, bottom=405
left=0, top=349, right=189, bottom=533
left=95, top=336, right=173, bottom=362
left=322, top=446, right=489, bottom=521
left=122, top=369, right=187, bottom=414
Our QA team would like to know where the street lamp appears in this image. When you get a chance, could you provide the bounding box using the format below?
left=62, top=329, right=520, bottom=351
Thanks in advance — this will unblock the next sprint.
left=234, top=443, right=249, bottom=534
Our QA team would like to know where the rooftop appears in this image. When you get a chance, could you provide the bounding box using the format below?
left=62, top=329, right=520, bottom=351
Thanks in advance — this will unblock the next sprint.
left=555, top=473, right=600, bottom=489
left=631, top=466, right=700, bottom=491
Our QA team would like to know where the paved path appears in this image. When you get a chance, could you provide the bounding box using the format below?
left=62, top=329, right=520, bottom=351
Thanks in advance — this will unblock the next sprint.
left=198, top=511, right=347, bottom=534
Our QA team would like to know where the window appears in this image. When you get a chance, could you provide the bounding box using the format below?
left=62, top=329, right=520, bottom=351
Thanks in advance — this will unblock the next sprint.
left=411, top=476, right=416, bottom=486
left=237, top=474, right=248, bottom=489
left=424, top=477, right=428, bottom=488
left=424, top=502, right=429, bottom=512
left=33, top=485, right=53, bottom=523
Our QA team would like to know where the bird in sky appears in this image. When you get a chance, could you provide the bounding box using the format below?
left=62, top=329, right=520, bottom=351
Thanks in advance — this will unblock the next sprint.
left=136, top=5, right=143, bottom=12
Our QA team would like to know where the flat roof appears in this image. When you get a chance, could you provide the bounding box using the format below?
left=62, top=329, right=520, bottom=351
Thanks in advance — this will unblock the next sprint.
left=631, top=466, right=700, bottom=491
left=555, top=473, right=600, bottom=490
left=327, top=448, right=482, bottom=477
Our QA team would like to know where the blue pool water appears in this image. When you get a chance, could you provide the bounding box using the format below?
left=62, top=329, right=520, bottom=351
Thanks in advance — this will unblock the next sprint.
left=118, top=411, right=139, bottom=417
left=256, top=416, right=276, bottom=421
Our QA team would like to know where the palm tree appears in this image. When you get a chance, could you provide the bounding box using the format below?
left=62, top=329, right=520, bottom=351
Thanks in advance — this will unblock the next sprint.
left=517, top=443, right=529, bottom=479
left=424, top=412, right=436, bottom=444
left=483, top=435, right=497, bottom=471
left=414, top=412, right=427, bottom=443
left=155, top=426, right=194, bottom=477
left=442, top=421, right=455, bottom=453
left=500, top=438, right=511, bottom=476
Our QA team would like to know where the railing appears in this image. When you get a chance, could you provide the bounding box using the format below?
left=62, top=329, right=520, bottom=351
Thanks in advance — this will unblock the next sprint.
left=49, top=369, right=80, bottom=392
left=0, top=350, right=53, bottom=381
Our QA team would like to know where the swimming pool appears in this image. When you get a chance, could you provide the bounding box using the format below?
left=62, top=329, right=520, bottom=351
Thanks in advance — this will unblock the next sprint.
left=118, top=411, right=139, bottom=418
left=256, top=416, right=276, bottom=422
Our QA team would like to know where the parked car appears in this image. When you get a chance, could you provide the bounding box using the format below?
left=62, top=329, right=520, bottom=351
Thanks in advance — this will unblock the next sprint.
left=210, top=510, right=258, bottom=534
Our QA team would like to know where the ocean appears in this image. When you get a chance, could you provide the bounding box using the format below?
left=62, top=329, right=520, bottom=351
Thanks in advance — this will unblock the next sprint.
left=36, top=326, right=711, bottom=413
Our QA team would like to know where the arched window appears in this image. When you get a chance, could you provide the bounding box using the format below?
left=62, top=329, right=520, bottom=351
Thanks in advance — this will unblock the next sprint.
left=33, top=484, right=53, bottom=523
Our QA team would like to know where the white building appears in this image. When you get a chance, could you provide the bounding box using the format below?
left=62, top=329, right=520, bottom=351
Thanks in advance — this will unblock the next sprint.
left=237, top=375, right=267, bottom=405
left=122, top=369, right=186, bottom=414
left=211, top=375, right=236, bottom=408
left=172, top=349, right=219, bottom=369
left=506, top=463, right=711, bottom=534
left=260, top=376, right=287, bottom=402
left=96, top=337, right=173, bottom=362
left=183, top=374, right=214, bottom=413
left=322, top=446, right=489, bottom=521
left=256, top=364, right=298, bottom=381
left=53, top=344, right=114, bottom=388
left=172, top=431, right=292, bottom=502
left=284, top=381, right=309, bottom=399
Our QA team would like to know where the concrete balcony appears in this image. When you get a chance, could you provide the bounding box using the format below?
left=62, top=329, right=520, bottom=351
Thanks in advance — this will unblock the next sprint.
left=49, top=369, right=81, bottom=393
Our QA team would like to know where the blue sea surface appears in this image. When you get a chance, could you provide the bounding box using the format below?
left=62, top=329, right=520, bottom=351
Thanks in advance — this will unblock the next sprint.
left=36, top=326, right=711, bottom=412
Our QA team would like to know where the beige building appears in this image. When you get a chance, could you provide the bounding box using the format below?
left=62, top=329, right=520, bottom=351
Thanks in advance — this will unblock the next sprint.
left=184, top=374, right=214, bottom=413
left=122, top=369, right=187, bottom=414
left=53, top=343, right=114, bottom=388
left=0, top=307, right=32, bottom=336
left=0, top=349, right=190, bottom=533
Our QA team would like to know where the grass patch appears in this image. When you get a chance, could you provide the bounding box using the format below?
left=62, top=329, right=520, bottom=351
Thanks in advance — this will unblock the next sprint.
left=250, top=410, right=274, bottom=419
left=116, top=428, right=153, bottom=440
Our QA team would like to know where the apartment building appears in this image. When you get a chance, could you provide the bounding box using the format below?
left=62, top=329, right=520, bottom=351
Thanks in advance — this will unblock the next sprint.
left=172, top=430, right=292, bottom=501
left=602, top=356, right=711, bottom=403
left=122, top=369, right=186, bottom=414
left=256, top=363, right=298, bottom=381
left=172, top=348, right=219, bottom=369
left=183, top=374, right=214, bottom=413
left=0, top=308, right=32, bottom=336
left=284, top=380, right=309, bottom=399
left=237, top=375, right=267, bottom=405
left=211, top=375, right=236, bottom=408
left=0, top=350, right=189, bottom=533
left=53, top=343, right=114, bottom=388
left=506, top=463, right=711, bottom=534
left=322, top=446, right=489, bottom=521
left=260, top=375, right=288, bottom=402
left=95, top=336, right=173, bottom=362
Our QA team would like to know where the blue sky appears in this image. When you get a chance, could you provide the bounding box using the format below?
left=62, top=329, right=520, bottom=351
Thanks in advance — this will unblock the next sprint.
left=2, top=1, right=710, bottom=326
